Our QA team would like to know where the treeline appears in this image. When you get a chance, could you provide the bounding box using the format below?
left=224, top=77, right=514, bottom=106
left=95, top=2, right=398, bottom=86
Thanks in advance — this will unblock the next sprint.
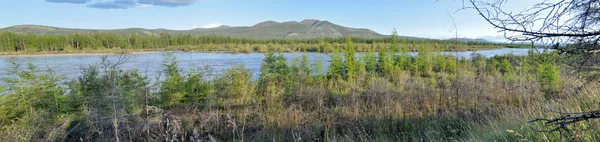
left=0, top=37, right=585, bottom=141
left=0, top=31, right=525, bottom=53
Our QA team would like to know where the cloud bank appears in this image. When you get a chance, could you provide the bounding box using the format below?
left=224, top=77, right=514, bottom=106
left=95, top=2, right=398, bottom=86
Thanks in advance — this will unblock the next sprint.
left=139, top=0, right=197, bottom=7
left=46, top=0, right=200, bottom=9
left=87, top=1, right=132, bottom=9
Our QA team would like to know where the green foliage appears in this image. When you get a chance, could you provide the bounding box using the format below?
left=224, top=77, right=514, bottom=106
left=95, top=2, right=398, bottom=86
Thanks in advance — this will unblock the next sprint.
left=390, top=28, right=400, bottom=52
left=519, top=55, right=535, bottom=79
left=394, top=52, right=413, bottom=72
left=393, top=36, right=413, bottom=73
left=535, top=52, right=561, bottom=92
left=363, top=46, right=377, bottom=73
left=445, top=54, right=458, bottom=74
left=0, top=31, right=513, bottom=53
left=300, top=55, right=313, bottom=77
left=215, top=65, right=255, bottom=106
left=154, top=53, right=213, bottom=109
left=496, top=57, right=515, bottom=80
left=260, top=52, right=289, bottom=80
left=259, top=52, right=291, bottom=106
left=328, top=46, right=343, bottom=78
left=376, top=45, right=393, bottom=76
left=181, top=71, right=212, bottom=105
left=313, top=54, right=325, bottom=78
left=486, top=58, right=498, bottom=74
left=538, top=63, right=560, bottom=89
left=0, top=48, right=585, bottom=141
left=471, top=53, right=487, bottom=75
left=415, top=46, right=433, bottom=77
left=344, top=38, right=357, bottom=79
left=432, top=53, right=446, bottom=73
left=159, top=54, right=185, bottom=108
left=0, top=62, right=66, bottom=140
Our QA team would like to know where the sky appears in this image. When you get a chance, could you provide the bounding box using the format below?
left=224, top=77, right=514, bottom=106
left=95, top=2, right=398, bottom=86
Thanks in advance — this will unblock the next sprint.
left=0, top=0, right=544, bottom=40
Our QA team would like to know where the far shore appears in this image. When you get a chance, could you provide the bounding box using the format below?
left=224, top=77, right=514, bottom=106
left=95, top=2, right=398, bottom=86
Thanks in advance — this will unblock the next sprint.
left=0, top=47, right=534, bottom=57
left=0, top=51, right=164, bottom=57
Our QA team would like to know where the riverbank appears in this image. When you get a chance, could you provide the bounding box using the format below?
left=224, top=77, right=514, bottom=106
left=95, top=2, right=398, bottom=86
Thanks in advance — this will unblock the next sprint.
left=0, top=48, right=170, bottom=56
left=0, top=50, right=164, bottom=57
left=0, top=45, right=513, bottom=57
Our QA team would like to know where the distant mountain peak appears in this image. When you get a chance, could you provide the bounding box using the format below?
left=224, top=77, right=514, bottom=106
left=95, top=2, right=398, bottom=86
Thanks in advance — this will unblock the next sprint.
left=8, top=25, right=57, bottom=29
left=217, top=25, right=231, bottom=28
left=253, top=21, right=280, bottom=27
left=252, top=19, right=330, bottom=26
left=301, top=19, right=321, bottom=24
left=0, top=19, right=391, bottom=39
left=447, top=38, right=490, bottom=43
left=282, top=21, right=300, bottom=24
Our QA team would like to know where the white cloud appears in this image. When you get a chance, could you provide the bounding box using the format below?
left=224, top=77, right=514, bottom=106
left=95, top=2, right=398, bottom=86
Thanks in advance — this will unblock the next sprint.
left=195, top=23, right=222, bottom=29
left=48, top=0, right=200, bottom=9
left=135, top=3, right=152, bottom=8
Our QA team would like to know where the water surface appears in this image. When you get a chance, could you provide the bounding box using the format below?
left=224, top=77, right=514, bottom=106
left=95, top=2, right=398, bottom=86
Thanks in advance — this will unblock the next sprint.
left=0, top=48, right=541, bottom=80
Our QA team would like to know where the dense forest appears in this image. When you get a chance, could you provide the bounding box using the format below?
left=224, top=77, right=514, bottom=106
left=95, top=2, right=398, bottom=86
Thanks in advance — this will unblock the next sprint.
left=2, top=35, right=596, bottom=141
left=0, top=31, right=526, bottom=54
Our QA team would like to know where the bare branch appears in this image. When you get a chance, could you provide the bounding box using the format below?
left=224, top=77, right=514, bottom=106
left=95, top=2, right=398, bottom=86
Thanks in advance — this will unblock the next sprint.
left=465, top=0, right=600, bottom=72
left=530, top=110, right=600, bottom=134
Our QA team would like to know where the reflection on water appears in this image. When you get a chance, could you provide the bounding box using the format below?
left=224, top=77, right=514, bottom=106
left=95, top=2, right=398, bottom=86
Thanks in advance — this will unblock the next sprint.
left=0, top=48, right=547, bottom=80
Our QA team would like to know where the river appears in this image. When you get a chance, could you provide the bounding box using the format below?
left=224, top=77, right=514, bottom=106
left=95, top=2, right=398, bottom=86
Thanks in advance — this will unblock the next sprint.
left=0, top=48, right=544, bottom=80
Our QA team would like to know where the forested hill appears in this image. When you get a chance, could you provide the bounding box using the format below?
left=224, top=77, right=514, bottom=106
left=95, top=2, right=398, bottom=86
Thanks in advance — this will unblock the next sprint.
left=0, top=19, right=392, bottom=39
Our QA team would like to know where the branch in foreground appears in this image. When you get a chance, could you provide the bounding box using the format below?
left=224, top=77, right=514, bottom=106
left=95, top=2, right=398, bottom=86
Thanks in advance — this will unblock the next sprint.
left=529, top=110, right=600, bottom=133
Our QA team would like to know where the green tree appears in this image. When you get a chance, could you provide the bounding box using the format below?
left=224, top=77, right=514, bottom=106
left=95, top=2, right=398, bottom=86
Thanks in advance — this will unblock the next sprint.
left=0, top=62, right=67, bottom=141
left=344, top=37, right=357, bottom=79
left=415, top=46, right=432, bottom=77
left=377, top=45, right=390, bottom=75
left=364, top=46, right=377, bottom=73
left=328, top=45, right=343, bottom=79
left=445, top=54, right=457, bottom=74
left=260, top=52, right=289, bottom=81
left=159, top=53, right=185, bottom=108
left=538, top=63, right=560, bottom=90
left=215, top=65, right=255, bottom=107
left=497, top=58, right=513, bottom=76
left=536, top=52, right=561, bottom=92
left=390, top=28, right=400, bottom=52
left=432, top=53, right=446, bottom=73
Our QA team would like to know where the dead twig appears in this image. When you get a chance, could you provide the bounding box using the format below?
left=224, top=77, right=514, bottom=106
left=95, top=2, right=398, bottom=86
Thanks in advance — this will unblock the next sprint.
left=529, top=110, right=600, bottom=135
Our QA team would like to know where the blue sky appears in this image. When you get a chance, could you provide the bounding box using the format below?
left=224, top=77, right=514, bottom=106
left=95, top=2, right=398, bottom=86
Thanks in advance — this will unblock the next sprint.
left=0, top=0, right=542, bottom=40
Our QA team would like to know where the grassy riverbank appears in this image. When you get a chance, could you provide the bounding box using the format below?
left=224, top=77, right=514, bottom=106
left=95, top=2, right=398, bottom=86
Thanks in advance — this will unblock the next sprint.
left=0, top=31, right=527, bottom=55
left=0, top=43, right=515, bottom=57
left=0, top=37, right=596, bottom=141
left=0, top=43, right=506, bottom=56
left=0, top=50, right=162, bottom=56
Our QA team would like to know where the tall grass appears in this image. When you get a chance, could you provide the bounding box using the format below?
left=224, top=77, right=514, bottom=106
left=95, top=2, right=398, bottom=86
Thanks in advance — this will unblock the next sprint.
left=0, top=47, right=598, bottom=141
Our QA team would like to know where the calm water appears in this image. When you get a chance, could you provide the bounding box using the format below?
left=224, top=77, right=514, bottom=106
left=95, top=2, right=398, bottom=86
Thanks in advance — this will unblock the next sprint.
left=0, top=48, right=541, bottom=80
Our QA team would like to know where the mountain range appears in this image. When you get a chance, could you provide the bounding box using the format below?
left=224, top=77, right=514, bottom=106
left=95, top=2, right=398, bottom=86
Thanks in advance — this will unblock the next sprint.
left=0, top=19, right=487, bottom=42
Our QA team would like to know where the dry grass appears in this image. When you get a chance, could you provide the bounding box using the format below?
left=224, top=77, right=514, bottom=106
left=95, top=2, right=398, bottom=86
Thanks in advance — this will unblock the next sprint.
left=1, top=52, right=598, bottom=141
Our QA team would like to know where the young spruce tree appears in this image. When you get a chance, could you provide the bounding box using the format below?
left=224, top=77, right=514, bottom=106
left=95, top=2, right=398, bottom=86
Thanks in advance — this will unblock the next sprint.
left=344, top=37, right=357, bottom=80
left=328, top=45, right=343, bottom=79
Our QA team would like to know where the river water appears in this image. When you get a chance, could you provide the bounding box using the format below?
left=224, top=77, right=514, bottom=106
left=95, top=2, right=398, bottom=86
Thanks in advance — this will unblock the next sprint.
left=0, top=48, right=542, bottom=80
